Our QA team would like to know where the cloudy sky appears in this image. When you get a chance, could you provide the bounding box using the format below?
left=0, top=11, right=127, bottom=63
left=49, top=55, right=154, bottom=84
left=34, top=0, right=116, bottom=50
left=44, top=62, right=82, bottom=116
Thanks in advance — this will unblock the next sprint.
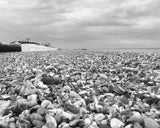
left=0, top=0, right=160, bottom=49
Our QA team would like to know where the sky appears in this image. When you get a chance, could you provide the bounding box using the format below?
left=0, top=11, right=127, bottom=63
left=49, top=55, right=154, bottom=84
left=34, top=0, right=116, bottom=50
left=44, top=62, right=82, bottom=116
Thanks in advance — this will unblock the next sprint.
left=0, top=0, right=160, bottom=49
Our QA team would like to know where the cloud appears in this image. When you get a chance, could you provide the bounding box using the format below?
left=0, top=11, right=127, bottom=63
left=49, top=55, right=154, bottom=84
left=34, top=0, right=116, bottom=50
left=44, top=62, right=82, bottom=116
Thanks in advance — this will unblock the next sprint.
left=0, top=0, right=160, bottom=48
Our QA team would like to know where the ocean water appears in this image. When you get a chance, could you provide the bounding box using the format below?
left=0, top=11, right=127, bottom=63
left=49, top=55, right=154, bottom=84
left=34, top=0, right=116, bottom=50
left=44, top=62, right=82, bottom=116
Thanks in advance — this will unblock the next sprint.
left=92, top=48, right=160, bottom=53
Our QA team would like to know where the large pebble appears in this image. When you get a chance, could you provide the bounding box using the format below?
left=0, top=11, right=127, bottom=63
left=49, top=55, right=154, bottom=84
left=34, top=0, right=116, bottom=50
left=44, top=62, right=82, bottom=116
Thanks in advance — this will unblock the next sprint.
left=88, top=121, right=98, bottom=128
left=0, top=115, right=10, bottom=127
left=144, top=117, right=160, bottom=128
left=94, top=113, right=105, bottom=123
left=84, top=118, right=92, bottom=126
left=133, top=122, right=142, bottom=128
left=45, top=114, right=57, bottom=128
left=64, top=103, right=80, bottom=114
left=37, top=81, right=48, bottom=89
left=58, top=122, right=70, bottom=128
left=30, top=113, right=44, bottom=121
left=37, top=107, right=48, bottom=115
left=0, top=100, right=10, bottom=116
left=32, top=120, right=44, bottom=128
left=125, top=124, right=133, bottom=128
left=41, top=76, right=61, bottom=85
left=27, top=94, right=38, bottom=107
left=110, top=118, right=124, bottom=128
left=16, top=119, right=32, bottom=128
left=41, top=100, right=54, bottom=109
left=19, top=110, right=30, bottom=120
left=69, top=118, right=79, bottom=127
left=9, top=122, right=16, bottom=128
left=127, top=111, right=144, bottom=123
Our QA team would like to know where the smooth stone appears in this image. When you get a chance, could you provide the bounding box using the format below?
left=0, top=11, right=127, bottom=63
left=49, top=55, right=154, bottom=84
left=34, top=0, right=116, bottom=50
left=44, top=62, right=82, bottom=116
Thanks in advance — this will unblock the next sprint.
left=19, top=110, right=30, bottom=120
left=84, top=118, right=92, bottom=126
left=37, top=81, right=48, bottom=89
left=110, top=118, right=124, bottom=128
left=127, top=111, right=144, bottom=123
left=27, top=94, right=38, bottom=107
left=0, top=115, right=10, bottom=128
left=58, top=122, right=70, bottom=128
left=125, top=124, right=133, bottom=128
left=37, top=107, right=48, bottom=115
left=98, top=120, right=109, bottom=128
left=61, top=111, right=74, bottom=121
left=133, top=122, right=142, bottom=128
left=89, top=103, right=96, bottom=111
left=64, top=103, right=80, bottom=114
left=16, top=119, right=32, bottom=128
left=144, top=117, right=160, bottom=128
left=88, top=121, right=98, bottom=128
left=69, top=119, right=79, bottom=127
left=41, top=100, right=54, bottom=109
left=0, top=100, right=10, bottom=116
left=32, top=120, right=44, bottom=128
left=9, top=122, right=16, bottom=128
left=30, top=113, right=44, bottom=121
left=45, top=114, right=57, bottom=128
left=94, top=113, right=105, bottom=123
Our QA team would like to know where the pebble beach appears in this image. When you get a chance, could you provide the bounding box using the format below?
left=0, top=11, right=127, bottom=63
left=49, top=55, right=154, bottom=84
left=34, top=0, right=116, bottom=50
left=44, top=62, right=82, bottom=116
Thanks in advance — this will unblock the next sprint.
left=1, top=50, right=160, bottom=128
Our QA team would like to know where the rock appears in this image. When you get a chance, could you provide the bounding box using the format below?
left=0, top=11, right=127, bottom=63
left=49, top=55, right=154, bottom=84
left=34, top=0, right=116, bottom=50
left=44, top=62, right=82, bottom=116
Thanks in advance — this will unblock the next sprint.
left=100, top=105, right=110, bottom=114
left=110, top=118, right=124, bottom=128
left=125, top=124, right=133, bottom=128
left=98, top=120, right=109, bottom=128
left=32, top=120, right=44, bottom=128
left=9, top=122, right=16, bottom=128
left=69, top=118, right=79, bottom=127
left=133, top=122, right=142, bottom=128
left=37, top=107, right=48, bottom=115
left=41, top=76, right=61, bottom=85
left=0, top=100, right=10, bottom=116
left=89, top=103, right=96, bottom=111
left=61, top=111, right=74, bottom=121
left=58, top=122, right=70, bottom=128
left=9, top=118, right=16, bottom=128
left=74, top=99, right=86, bottom=108
left=144, top=117, right=160, bottom=128
left=37, top=81, right=48, bottom=89
left=45, top=114, right=57, bottom=128
left=41, top=100, right=54, bottom=109
left=94, top=113, right=105, bottom=123
left=16, top=119, right=32, bottom=128
left=64, top=103, right=80, bottom=114
left=127, top=111, right=144, bottom=123
left=84, top=118, right=92, bottom=126
left=27, top=94, right=38, bottom=107
left=30, top=113, right=44, bottom=121
left=0, top=114, right=10, bottom=127
left=19, top=110, right=30, bottom=120
left=88, top=121, right=98, bottom=128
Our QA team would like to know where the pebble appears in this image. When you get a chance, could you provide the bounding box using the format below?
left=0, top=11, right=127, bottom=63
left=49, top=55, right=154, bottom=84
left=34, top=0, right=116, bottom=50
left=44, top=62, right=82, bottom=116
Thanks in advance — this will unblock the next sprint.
left=30, top=113, right=44, bottom=121
left=127, top=111, right=144, bottom=123
left=45, top=114, right=57, bottom=128
left=125, top=124, right=133, bottom=128
left=144, top=117, right=160, bottom=128
left=133, top=122, right=142, bottom=128
left=64, top=103, right=80, bottom=114
left=32, top=120, right=44, bottom=128
left=94, top=113, right=105, bottom=123
left=110, top=118, right=124, bottom=128
left=84, top=118, right=92, bottom=126
left=0, top=100, right=10, bottom=116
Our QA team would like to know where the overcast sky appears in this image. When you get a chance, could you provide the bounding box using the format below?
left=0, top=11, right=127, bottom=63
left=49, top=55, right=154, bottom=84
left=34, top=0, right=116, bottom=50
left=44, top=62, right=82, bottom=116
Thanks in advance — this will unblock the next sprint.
left=0, top=0, right=160, bottom=49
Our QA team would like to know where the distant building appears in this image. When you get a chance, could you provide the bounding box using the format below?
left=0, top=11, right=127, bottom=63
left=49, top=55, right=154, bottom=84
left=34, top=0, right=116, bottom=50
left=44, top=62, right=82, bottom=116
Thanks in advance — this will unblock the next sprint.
left=10, top=41, right=57, bottom=52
